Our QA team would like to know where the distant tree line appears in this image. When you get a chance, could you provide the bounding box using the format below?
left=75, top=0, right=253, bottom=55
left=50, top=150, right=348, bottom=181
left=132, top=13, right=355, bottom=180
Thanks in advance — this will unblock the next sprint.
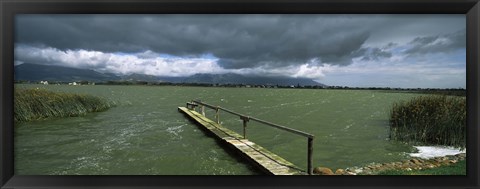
left=15, top=80, right=95, bottom=85
left=14, top=79, right=466, bottom=96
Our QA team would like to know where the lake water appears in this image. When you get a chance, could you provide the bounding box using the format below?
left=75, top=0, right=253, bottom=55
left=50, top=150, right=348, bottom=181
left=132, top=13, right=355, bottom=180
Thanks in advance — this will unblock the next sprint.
left=14, top=84, right=422, bottom=175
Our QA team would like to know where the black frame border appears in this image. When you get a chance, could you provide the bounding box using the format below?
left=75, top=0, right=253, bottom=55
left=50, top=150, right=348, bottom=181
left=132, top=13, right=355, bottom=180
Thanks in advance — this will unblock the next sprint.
left=1, top=0, right=479, bottom=188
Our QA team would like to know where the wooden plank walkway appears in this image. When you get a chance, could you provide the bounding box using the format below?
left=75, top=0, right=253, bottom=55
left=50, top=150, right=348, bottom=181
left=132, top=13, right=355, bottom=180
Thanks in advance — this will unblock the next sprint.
left=178, top=107, right=306, bottom=175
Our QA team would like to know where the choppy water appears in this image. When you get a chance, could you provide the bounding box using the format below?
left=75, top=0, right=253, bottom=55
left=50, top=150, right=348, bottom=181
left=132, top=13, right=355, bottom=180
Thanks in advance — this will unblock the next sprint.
left=14, top=84, right=422, bottom=175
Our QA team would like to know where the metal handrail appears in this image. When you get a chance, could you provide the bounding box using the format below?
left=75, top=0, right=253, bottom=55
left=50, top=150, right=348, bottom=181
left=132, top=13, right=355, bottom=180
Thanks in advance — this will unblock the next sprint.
left=187, top=100, right=315, bottom=175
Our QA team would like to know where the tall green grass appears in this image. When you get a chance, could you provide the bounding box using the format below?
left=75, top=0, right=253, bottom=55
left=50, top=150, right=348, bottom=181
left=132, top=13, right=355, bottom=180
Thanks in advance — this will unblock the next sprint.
left=389, top=95, right=466, bottom=148
left=15, top=88, right=115, bottom=122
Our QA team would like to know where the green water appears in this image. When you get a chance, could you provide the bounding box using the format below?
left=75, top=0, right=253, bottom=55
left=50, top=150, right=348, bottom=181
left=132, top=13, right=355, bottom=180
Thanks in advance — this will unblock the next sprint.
left=14, top=84, right=422, bottom=175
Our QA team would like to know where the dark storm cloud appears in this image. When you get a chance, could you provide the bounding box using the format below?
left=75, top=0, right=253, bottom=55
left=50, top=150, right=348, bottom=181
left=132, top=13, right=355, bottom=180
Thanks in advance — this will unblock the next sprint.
left=404, top=29, right=466, bottom=55
left=16, top=15, right=377, bottom=69
left=15, top=15, right=465, bottom=70
left=352, top=46, right=393, bottom=62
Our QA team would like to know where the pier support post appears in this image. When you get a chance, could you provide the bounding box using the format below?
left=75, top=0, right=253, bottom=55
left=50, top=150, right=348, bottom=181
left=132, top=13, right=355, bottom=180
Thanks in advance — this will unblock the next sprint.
left=307, top=137, right=314, bottom=175
left=215, top=107, right=220, bottom=124
left=241, top=116, right=249, bottom=139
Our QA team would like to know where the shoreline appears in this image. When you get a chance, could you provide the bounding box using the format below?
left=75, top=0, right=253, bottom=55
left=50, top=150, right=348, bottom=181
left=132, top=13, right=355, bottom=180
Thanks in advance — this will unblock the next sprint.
left=334, top=153, right=466, bottom=175
left=314, top=146, right=466, bottom=175
left=353, top=153, right=466, bottom=175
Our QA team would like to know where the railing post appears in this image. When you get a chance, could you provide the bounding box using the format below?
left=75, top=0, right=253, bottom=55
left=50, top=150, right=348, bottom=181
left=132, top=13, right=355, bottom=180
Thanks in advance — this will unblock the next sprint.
left=241, top=116, right=249, bottom=139
left=201, top=105, right=205, bottom=116
left=215, top=107, right=220, bottom=124
left=307, top=137, right=314, bottom=175
left=190, top=101, right=196, bottom=111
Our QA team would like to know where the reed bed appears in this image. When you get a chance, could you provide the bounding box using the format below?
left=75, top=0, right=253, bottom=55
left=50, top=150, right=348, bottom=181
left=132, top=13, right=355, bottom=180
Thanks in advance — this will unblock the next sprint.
left=389, top=95, right=466, bottom=148
left=15, top=88, right=114, bottom=122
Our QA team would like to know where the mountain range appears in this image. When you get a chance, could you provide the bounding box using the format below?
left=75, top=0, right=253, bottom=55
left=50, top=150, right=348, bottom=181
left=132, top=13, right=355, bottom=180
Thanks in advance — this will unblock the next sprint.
left=172, top=73, right=322, bottom=86
left=14, top=63, right=325, bottom=86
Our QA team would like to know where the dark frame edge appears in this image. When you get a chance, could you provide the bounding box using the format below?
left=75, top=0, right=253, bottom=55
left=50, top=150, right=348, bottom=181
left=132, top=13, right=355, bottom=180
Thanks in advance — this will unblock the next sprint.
left=0, top=0, right=477, bottom=14
left=1, top=0, right=480, bottom=189
left=466, top=1, right=480, bottom=187
left=1, top=0, right=15, bottom=188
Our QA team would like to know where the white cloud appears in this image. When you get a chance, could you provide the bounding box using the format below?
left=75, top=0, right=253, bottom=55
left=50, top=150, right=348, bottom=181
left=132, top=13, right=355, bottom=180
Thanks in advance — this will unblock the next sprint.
left=15, top=45, right=332, bottom=79
left=14, top=42, right=466, bottom=88
left=228, top=63, right=329, bottom=80
left=319, top=47, right=466, bottom=88
left=15, top=45, right=224, bottom=77
left=292, top=64, right=326, bottom=79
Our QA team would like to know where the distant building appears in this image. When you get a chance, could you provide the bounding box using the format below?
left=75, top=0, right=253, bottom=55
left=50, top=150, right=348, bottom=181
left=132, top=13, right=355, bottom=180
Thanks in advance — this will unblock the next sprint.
left=40, top=81, right=48, bottom=85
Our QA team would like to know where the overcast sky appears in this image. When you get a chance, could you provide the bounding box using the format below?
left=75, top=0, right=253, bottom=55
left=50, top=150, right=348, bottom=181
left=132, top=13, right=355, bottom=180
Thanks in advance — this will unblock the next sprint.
left=14, top=14, right=466, bottom=88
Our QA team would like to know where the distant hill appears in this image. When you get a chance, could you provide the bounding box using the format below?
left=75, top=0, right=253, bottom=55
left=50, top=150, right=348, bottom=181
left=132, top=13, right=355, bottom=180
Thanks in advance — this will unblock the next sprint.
left=14, top=63, right=120, bottom=82
left=174, top=73, right=325, bottom=86
left=14, top=63, right=325, bottom=86
left=121, top=73, right=162, bottom=82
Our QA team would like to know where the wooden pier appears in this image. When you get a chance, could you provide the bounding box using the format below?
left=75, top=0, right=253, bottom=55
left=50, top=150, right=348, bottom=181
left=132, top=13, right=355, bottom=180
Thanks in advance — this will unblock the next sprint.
left=178, top=100, right=315, bottom=175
